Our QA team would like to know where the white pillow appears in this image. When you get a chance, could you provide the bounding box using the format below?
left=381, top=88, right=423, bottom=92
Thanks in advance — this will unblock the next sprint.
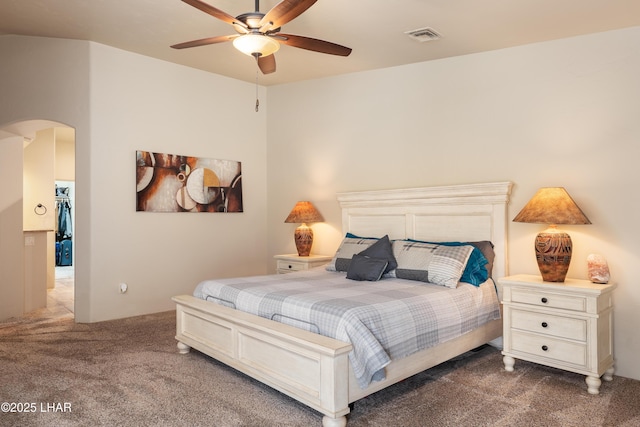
left=390, top=240, right=473, bottom=288
left=326, top=236, right=377, bottom=272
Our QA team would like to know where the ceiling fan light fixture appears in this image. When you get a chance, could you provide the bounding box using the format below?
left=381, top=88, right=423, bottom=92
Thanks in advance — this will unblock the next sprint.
left=173, top=0, right=352, bottom=75
left=233, top=34, right=280, bottom=57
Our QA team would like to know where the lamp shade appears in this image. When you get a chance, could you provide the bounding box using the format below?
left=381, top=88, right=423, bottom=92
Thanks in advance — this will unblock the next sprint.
left=284, top=201, right=324, bottom=224
left=513, top=187, right=591, bottom=225
left=233, top=34, right=280, bottom=57
left=284, top=201, right=324, bottom=257
left=513, top=187, right=591, bottom=282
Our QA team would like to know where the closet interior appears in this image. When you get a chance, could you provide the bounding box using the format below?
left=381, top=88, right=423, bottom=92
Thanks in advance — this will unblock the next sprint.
left=55, top=185, right=72, bottom=266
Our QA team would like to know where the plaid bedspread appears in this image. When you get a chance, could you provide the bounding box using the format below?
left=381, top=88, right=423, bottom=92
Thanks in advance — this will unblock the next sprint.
left=194, top=268, right=500, bottom=388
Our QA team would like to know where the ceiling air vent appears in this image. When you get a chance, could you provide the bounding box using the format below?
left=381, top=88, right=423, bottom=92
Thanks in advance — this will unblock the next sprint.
left=404, top=27, right=442, bottom=42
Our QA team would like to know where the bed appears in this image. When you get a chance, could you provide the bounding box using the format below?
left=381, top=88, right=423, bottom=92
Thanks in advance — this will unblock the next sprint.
left=173, top=181, right=513, bottom=427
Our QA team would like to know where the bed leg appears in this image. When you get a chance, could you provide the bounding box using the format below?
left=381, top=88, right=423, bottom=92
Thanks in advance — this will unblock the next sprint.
left=177, top=341, right=191, bottom=354
left=322, top=415, right=347, bottom=427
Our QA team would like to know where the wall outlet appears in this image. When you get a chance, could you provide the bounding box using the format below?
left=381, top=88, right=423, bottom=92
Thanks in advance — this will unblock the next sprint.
left=119, top=283, right=128, bottom=294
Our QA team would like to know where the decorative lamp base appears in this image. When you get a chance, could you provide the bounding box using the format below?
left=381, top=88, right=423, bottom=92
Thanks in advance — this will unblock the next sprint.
left=294, top=223, right=313, bottom=257
left=534, top=226, right=572, bottom=282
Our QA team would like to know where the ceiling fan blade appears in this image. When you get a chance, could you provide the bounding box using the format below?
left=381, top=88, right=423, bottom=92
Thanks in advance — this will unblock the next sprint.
left=171, top=35, right=237, bottom=49
left=277, top=34, right=352, bottom=56
left=260, top=0, right=317, bottom=30
left=257, top=54, right=276, bottom=74
left=181, top=0, right=242, bottom=27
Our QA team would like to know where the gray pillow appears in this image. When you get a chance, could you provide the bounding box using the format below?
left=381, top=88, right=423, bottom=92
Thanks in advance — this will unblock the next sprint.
left=346, top=254, right=388, bottom=281
left=358, top=235, right=397, bottom=274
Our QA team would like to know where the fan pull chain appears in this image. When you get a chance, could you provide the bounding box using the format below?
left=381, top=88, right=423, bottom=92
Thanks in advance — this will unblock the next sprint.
left=255, top=70, right=260, bottom=112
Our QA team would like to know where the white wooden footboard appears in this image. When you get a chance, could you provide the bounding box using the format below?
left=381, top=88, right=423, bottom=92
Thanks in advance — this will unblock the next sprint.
left=174, top=294, right=501, bottom=426
left=173, top=295, right=353, bottom=427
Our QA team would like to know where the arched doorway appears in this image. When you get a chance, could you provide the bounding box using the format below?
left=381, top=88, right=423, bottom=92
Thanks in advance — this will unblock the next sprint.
left=0, top=119, right=76, bottom=321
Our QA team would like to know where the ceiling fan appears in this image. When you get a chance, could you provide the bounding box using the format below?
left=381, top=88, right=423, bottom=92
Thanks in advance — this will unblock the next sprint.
left=171, top=0, right=352, bottom=74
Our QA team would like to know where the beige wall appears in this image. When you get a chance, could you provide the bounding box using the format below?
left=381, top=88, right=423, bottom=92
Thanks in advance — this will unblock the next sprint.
left=267, top=27, right=640, bottom=381
left=24, top=128, right=58, bottom=296
left=0, top=136, right=25, bottom=319
left=23, top=128, right=56, bottom=232
left=0, top=35, right=91, bottom=320
left=55, top=127, right=75, bottom=181
left=86, top=42, right=269, bottom=321
left=0, top=35, right=269, bottom=323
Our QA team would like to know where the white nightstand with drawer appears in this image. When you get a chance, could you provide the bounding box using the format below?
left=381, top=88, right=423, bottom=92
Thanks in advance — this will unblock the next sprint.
left=275, top=254, right=332, bottom=274
left=499, top=274, right=616, bottom=395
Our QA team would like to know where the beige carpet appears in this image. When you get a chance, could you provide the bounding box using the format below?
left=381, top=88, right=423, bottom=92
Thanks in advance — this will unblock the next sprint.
left=1, top=310, right=639, bottom=427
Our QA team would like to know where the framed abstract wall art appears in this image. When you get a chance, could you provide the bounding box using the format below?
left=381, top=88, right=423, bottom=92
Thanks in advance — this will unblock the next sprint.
left=136, top=150, right=243, bottom=213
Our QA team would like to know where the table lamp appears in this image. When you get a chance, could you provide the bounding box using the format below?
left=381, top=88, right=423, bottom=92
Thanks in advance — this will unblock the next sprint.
left=284, top=201, right=324, bottom=257
left=513, top=187, right=591, bottom=282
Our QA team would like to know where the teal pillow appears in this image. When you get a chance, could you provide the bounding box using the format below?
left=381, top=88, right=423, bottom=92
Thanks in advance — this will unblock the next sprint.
left=345, top=232, right=377, bottom=239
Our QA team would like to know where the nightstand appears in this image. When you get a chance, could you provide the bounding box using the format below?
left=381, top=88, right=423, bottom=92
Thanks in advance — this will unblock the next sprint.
left=274, top=254, right=332, bottom=274
left=499, top=274, right=616, bottom=395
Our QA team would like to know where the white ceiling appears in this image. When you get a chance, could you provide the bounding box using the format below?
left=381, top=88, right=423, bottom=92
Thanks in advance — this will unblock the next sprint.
left=1, top=0, right=640, bottom=86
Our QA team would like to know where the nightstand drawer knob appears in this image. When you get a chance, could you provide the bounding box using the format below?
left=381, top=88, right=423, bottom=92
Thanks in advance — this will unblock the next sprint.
left=288, top=265, right=293, bottom=269
left=541, top=322, right=548, bottom=328
left=541, top=345, right=549, bottom=351
left=541, top=297, right=548, bottom=303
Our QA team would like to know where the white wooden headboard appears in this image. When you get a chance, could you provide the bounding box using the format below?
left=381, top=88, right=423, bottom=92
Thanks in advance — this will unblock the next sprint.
left=336, top=182, right=513, bottom=280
